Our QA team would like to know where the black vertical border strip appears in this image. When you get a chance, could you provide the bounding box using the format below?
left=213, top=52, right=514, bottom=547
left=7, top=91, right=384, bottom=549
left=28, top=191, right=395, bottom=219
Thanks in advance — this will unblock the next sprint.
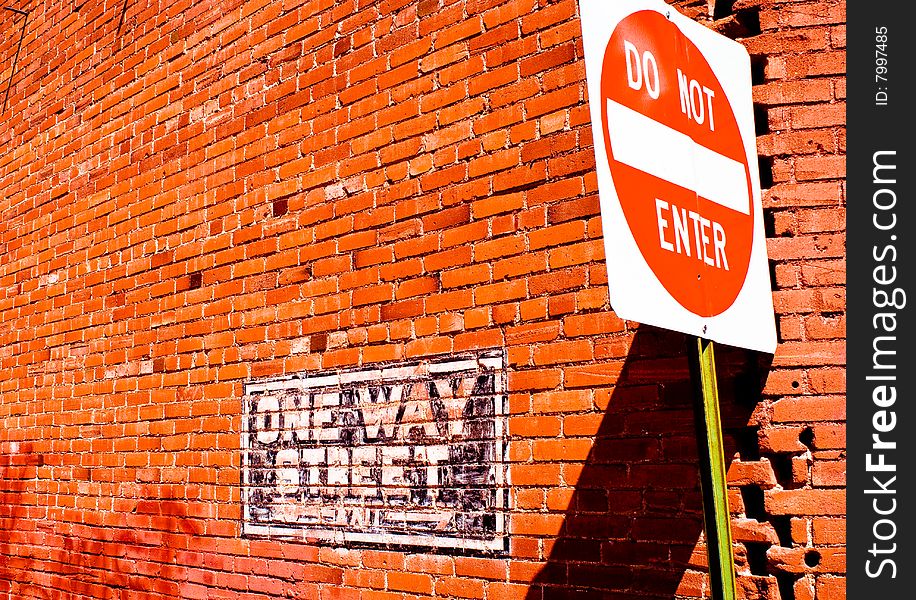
left=847, top=4, right=911, bottom=597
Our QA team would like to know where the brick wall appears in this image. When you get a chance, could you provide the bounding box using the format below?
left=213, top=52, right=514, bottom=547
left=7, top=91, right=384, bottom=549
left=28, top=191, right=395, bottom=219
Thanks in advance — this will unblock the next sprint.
left=0, top=1, right=845, bottom=599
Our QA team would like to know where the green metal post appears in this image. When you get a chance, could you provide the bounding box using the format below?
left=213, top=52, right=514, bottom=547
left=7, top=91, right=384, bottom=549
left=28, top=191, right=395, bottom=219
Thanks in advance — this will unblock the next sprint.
left=689, top=336, right=737, bottom=600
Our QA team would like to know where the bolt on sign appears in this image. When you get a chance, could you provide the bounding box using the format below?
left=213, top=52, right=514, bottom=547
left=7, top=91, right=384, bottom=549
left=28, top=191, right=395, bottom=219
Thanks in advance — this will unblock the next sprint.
left=241, top=352, right=507, bottom=552
left=580, top=0, right=776, bottom=353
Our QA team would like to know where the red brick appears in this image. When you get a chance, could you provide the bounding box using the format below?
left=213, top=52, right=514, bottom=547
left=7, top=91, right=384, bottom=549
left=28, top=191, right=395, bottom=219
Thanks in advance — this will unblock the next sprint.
left=812, top=460, right=846, bottom=487
left=813, top=519, right=846, bottom=545
left=765, top=490, right=845, bottom=516
left=757, top=129, right=838, bottom=157
left=727, top=461, right=778, bottom=488
left=763, top=182, right=843, bottom=209
left=532, top=340, right=593, bottom=365
left=814, top=577, right=845, bottom=600
left=773, top=395, right=845, bottom=422
left=505, top=321, right=561, bottom=345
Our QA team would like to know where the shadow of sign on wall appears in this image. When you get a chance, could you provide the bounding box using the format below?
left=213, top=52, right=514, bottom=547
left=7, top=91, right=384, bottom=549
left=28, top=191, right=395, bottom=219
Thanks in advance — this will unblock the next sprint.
left=242, top=352, right=507, bottom=552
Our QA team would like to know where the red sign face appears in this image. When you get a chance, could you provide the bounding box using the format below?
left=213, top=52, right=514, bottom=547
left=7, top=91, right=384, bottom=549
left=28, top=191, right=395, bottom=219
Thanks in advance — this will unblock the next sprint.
left=600, top=11, right=754, bottom=317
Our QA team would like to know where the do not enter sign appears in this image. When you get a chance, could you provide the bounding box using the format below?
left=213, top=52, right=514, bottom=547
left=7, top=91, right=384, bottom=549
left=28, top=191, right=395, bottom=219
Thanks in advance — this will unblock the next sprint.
left=581, top=0, right=776, bottom=353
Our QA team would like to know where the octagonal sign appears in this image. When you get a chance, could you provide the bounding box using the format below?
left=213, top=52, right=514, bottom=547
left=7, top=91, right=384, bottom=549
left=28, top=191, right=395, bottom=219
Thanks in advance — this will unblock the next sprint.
left=580, top=0, right=776, bottom=353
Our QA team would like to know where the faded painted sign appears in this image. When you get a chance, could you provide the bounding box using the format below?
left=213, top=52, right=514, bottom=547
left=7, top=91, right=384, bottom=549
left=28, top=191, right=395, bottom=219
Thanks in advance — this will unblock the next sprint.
left=241, top=352, right=507, bottom=551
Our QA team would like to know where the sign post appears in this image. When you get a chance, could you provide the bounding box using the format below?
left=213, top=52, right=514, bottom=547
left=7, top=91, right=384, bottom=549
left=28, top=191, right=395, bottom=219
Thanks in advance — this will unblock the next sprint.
left=579, top=1, right=778, bottom=598
left=688, top=337, right=737, bottom=600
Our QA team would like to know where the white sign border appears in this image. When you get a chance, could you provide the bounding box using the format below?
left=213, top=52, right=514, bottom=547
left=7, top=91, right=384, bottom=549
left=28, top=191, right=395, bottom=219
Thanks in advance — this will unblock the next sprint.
left=240, top=352, right=509, bottom=552
left=579, top=0, right=777, bottom=353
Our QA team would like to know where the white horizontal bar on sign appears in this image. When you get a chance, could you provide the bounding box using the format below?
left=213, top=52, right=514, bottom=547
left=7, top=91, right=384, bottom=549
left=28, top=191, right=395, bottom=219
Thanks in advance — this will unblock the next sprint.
left=605, top=99, right=749, bottom=215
